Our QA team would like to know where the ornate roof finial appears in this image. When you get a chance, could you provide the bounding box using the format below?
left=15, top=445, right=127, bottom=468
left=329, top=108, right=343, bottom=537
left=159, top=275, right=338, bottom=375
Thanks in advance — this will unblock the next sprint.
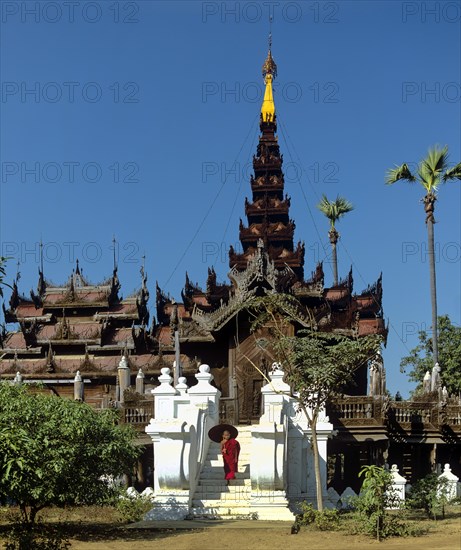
left=112, top=236, right=118, bottom=272
left=261, top=23, right=277, bottom=122
left=269, top=14, right=273, bottom=51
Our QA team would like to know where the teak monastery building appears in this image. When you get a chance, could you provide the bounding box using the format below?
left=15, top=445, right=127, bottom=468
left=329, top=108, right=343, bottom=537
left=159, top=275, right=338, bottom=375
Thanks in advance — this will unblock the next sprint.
left=1, top=47, right=460, bottom=493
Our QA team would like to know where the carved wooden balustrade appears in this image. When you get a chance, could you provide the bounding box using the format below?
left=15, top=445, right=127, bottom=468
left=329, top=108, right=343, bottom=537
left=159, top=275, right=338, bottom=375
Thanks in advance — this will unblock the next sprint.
left=389, top=401, right=437, bottom=426
left=328, top=396, right=461, bottom=434
left=439, top=405, right=461, bottom=432
left=327, top=396, right=384, bottom=426
left=121, top=399, right=154, bottom=431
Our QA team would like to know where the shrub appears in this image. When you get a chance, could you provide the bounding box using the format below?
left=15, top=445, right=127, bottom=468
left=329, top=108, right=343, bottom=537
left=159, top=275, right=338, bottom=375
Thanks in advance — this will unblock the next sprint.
left=314, top=508, right=339, bottom=530
left=353, top=465, right=404, bottom=540
left=115, top=493, right=153, bottom=523
left=406, top=473, right=450, bottom=519
left=297, top=502, right=316, bottom=525
left=295, top=502, right=339, bottom=531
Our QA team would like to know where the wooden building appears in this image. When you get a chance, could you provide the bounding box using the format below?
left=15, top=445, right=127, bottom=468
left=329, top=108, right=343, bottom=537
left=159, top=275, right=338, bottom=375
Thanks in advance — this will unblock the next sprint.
left=1, top=47, right=459, bottom=491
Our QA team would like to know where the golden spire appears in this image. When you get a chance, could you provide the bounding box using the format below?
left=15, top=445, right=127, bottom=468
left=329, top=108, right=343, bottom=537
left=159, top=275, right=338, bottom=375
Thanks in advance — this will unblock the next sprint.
left=261, top=26, right=277, bottom=122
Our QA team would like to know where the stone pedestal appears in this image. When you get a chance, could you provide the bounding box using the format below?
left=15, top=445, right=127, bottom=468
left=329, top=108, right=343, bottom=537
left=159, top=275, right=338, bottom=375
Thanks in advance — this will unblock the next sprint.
left=387, top=464, right=406, bottom=509
left=250, top=368, right=294, bottom=520
left=439, top=463, right=459, bottom=501
left=144, top=365, right=221, bottom=520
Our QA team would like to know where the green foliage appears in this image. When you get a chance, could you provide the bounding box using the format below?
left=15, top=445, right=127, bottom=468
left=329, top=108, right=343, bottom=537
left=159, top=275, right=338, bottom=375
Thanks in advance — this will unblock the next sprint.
left=296, top=502, right=316, bottom=525
left=314, top=508, right=340, bottom=530
left=3, top=520, right=70, bottom=550
left=295, top=502, right=339, bottom=531
left=407, top=473, right=450, bottom=520
left=316, top=194, right=354, bottom=229
left=386, top=145, right=461, bottom=192
left=400, top=315, right=461, bottom=395
left=353, top=465, right=401, bottom=540
left=0, top=382, right=139, bottom=526
left=115, top=493, right=153, bottom=523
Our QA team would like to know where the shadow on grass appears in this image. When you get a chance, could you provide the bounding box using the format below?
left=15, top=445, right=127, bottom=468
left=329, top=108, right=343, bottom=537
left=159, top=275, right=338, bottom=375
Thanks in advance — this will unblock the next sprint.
left=0, top=522, right=202, bottom=543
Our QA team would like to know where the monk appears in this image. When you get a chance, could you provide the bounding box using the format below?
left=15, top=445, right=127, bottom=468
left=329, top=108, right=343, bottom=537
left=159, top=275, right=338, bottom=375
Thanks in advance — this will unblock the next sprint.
left=221, top=429, right=240, bottom=483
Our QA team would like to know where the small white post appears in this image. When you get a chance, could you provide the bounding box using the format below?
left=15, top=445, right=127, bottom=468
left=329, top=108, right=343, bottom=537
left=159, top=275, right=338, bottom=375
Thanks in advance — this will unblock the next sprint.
left=439, top=464, right=459, bottom=501
left=387, top=465, right=406, bottom=509
left=136, top=368, right=145, bottom=394
left=74, top=370, right=84, bottom=401
left=118, top=356, right=131, bottom=403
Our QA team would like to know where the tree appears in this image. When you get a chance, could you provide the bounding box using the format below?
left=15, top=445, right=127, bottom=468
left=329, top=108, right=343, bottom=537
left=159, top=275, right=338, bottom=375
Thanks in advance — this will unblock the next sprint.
left=250, top=294, right=381, bottom=511
left=386, top=146, right=461, bottom=364
left=355, top=465, right=397, bottom=541
left=316, top=195, right=354, bottom=286
left=0, top=382, right=139, bottom=526
left=0, top=256, right=12, bottom=297
left=400, top=315, right=461, bottom=395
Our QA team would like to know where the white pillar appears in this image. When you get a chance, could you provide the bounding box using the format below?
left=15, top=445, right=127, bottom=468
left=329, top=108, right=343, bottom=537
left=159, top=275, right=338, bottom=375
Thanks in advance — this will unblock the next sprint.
left=250, top=366, right=294, bottom=520
left=118, top=356, right=131, bottom=403
left=74, top=370, right=84, bottom=401
left=187, top=364, right=221, bottom=422
left=136, top=368, right=145, bottom=394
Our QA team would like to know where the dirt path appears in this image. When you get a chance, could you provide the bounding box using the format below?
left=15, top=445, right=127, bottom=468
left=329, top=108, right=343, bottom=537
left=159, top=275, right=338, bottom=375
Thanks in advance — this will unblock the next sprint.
left=66, top=519, right=461, bottom=550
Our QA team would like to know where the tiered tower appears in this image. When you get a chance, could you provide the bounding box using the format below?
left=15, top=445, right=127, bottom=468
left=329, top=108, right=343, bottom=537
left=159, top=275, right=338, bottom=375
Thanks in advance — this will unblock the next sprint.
left=229, top=49, right=304, bottom=279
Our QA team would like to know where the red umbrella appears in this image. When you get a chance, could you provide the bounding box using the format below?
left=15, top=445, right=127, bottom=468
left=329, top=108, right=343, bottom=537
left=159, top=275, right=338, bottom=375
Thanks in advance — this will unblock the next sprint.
left=208, top=423, right=238, bottom=443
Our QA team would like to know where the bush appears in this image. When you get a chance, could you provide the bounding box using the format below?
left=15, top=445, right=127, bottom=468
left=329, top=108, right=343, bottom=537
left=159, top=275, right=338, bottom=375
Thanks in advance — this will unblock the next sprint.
left=353, top=465, right=407, bottom=540
left=314, top=508, right=339, bottom=531
left=406, top=473, right=450, bottom=519
left=295, top=502, right=339, bottom=531
left=115, top=494, right=153, bottom=523
left=297, top=502, right=316, bottom=525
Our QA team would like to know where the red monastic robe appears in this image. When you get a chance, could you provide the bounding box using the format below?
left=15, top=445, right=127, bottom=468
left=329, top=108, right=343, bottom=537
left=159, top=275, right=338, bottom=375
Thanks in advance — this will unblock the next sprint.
left=222, top=438, right=240, bottom=480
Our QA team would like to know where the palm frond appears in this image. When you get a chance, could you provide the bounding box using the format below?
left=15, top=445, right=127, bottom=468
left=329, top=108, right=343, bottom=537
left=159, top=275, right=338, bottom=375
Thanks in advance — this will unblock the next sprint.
left=385, top=163, right=416, bottom=185
left=425, top=145, right=449, bottom=175
left=443, top=161, right=461, bottom=182
left=316, top=194, right=353, bottom=225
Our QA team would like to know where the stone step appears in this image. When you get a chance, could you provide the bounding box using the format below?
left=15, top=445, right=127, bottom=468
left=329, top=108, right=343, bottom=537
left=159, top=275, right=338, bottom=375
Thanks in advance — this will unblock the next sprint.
left=188, top=507, right=253, bottom=519
left=200, top=466, right=249, bottom=475
left=194, top=492, right=250, bottom=500
left=199, top=470, right=250, bottom=480
left=203, top=458, right=250, bottom=468
left=198, top=478, right=251, bottom=487
left=191, top=499, right=251, bottom=509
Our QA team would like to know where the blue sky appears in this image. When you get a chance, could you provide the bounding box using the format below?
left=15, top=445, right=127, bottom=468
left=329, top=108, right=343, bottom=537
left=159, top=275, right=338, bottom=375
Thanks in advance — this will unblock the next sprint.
left=1, top=1, right=460, bottom=397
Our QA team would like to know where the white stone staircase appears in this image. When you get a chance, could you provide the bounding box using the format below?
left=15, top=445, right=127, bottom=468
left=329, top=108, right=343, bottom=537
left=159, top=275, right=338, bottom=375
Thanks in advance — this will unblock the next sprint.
left=190, top=426, right=253, bottom=519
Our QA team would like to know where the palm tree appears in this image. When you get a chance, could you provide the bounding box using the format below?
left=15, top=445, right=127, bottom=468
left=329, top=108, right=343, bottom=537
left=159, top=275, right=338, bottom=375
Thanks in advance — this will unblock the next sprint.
left=386, top=145, right=461, bottom=364
left=317, top=195, right=354, bottom=286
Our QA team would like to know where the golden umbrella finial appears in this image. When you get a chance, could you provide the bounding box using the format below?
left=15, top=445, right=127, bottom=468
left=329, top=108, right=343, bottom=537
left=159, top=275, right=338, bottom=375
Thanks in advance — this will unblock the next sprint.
left=262, top=18, right=277, bottom=80
left=261, top=18, right=276, bottom=121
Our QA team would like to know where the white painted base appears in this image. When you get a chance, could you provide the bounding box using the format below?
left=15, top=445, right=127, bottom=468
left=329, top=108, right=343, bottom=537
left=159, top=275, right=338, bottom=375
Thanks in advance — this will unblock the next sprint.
left=144, top=492, right=189, bottom=521
left=250, top=491, right=295, bottom=520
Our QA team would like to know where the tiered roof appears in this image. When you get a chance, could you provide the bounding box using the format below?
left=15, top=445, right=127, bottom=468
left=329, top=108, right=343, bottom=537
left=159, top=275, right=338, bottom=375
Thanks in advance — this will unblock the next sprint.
left=0, top=261, right=156, bottom=375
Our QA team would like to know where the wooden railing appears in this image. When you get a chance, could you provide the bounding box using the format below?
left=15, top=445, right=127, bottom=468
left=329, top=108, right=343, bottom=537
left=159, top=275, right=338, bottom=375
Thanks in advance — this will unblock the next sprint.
left=121, top=400, right=154, bottom=430
left=389, top=401, right=436, bottom=425
left=439, top=406, right=461, bottom=430
left=328, top=396, right=461, bottom=432
left=328, top=396, right=382, bottom=425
